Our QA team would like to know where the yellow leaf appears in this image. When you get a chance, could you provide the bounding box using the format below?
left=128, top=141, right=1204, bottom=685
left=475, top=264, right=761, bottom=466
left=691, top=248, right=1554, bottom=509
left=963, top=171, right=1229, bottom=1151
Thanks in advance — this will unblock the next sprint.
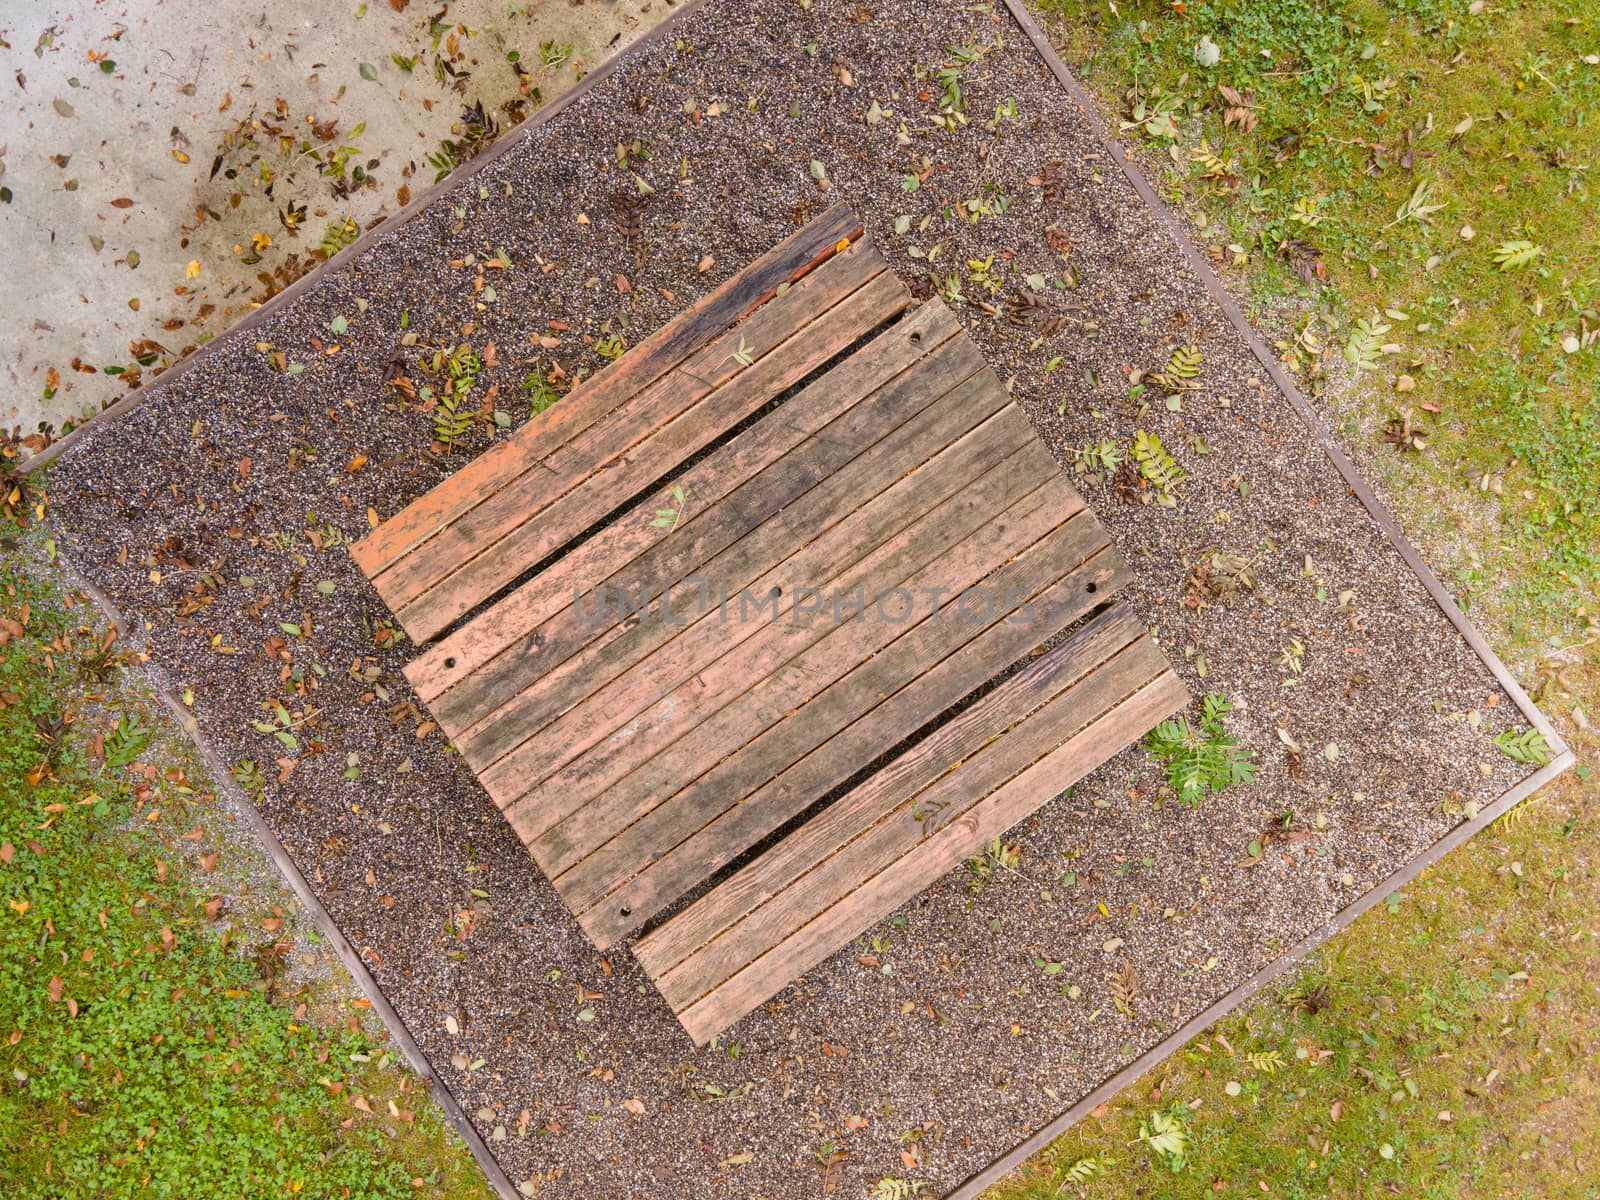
left=185, top=259, right=201, bottom=279
left=8, top=899, right=29, bottom=916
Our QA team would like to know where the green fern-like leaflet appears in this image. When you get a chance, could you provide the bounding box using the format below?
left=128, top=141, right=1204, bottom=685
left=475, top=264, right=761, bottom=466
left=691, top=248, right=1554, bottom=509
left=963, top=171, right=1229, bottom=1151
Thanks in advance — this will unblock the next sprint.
left=1059, top=1156, right=1104, bottom=1186
left=1493, top=726, right=1552, bottom=765
left=1245, top=1048, right=1285, bottom=1074
left=1492, top=239, right=1544, bottom=272
left=1137, top=1107, right=1189, bottom=1166
left=429, top=343, right=480, bottom=447
left=871, top=1178, right=925, bottom=1200
left=1344, top=315, right=1391, bottom=373
left=1149, top=344, right=1203, bottom=393
left=1145, top=692, right=1256, bottom=804
left=522, top=367, right=560, bottom=417
left=1131, top=431, right=1186, bottom=504
left=104, top=715, right=151, bottom=769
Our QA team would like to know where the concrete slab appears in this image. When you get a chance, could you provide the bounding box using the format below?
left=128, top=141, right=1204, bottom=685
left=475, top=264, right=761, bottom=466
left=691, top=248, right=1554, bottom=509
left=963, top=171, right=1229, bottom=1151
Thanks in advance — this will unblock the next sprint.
left=0, top=0, right=672, bottom=438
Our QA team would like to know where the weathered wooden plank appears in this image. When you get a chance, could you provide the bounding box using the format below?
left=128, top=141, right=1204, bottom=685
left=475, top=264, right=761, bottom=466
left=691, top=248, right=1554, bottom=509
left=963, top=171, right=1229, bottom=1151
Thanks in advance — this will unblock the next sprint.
left=634, top=605, right=1153, bottom=982
left=495, top=430, right=1056, bottom=838
left=469, top=383, right=1031, bottom=802
left=350, top=203, right=862, bottom=581
left=572, top=528, right=1127, bottom=948
left=380, top=250, right=906, bottom=640
left=643, top=632, right=1186, bottom=1043
left=570, top=530, right=1126, bottom=946
left=423, top=320, right=980, bottom=729
left=675, top=672, right=1185, bottom=1044
left=405, top=302, right=966, bottom=707
left=541, top=469, right=1083, bottom=889
left=670, top=664, right=1186, bottom=1044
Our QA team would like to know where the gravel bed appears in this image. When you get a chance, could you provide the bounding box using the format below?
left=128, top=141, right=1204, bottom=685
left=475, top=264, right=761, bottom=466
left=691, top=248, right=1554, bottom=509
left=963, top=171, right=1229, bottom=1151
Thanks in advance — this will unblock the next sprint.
left=43, top=1, right=1536, bottom=1195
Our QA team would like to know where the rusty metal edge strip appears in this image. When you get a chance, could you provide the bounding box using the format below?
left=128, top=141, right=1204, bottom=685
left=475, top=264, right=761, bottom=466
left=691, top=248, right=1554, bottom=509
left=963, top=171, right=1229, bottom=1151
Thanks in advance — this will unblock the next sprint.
left=945, top=4, right=1579, bottom=1197
left=20, top=0, right=718, bottom=477
left=945, top=747, right=1573, bottom=1200
left=20, top=0, right=1574, bottom=1193
left=60, top=566, right=524, bottom=1200
left=995, top=0, right=1566, bottom=759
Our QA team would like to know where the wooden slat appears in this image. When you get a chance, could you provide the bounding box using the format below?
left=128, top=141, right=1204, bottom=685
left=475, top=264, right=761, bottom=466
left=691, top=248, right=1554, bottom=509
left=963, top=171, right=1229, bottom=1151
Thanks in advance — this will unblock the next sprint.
left=380, top=248, right=910, bottom=641
left=536, top=469, right=1079, bottom=884
left=494, top=430, right=1057, bottom=835
left=637, top=616, right=1186, bottom=1044
left=422, top=319, right=980, bottom=732
left=442, top=359, right=1008, bottom=759
left=350, top=203, right=861, bottom=582
left=634, top=605, right=1150, bottom=980
left=572, top=529, right=1128, bottom=948
left=538, top=470, right=1085, bottom=889
left=405, top=302, right=967, bottom=706
left=375, top=242, right=887, bottom=613
left=470, top=387, right=1035, bottom=803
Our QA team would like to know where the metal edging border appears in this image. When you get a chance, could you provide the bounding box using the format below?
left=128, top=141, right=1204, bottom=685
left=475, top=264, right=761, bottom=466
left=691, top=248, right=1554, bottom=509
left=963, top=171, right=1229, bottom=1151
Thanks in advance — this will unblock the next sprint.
left=20, top=0, right=1576, bottom=1195
left=944, top=748, right=1573, bottom=1199
left=20, top=0, right=719, bottom=479
left=62, top=567, right=527, bottom=1200
left=945, top=4, right=1578, bottom=1197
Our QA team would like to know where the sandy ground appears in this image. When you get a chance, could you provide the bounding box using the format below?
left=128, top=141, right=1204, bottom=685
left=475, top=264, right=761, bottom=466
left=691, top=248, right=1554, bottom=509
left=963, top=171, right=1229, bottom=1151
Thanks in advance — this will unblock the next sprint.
left=37, top=1, right=1549, bottom=1196
left=0, top=0, right=672, bottom=439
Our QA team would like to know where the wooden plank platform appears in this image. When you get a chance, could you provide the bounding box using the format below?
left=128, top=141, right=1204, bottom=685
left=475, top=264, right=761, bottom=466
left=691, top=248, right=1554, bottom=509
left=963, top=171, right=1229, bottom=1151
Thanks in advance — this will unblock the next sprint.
left=351, top=207, right=1185, bottom=1045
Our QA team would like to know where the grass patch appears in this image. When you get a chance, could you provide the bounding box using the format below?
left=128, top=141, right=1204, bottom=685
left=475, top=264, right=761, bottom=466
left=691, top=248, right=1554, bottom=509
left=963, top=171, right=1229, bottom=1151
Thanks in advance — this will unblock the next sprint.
left=993, top=773, right=1598, bottom=1199
left=0, top=510, right=492, bottom=1198
left=992, top=0, right=1599, bottom=1195
left=1049, top=0, right=1599, bottom=658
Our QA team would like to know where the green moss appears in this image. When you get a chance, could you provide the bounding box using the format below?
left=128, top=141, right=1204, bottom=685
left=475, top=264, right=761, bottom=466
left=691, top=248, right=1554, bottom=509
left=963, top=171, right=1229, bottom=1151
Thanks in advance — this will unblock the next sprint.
left=0, top=528, right=492, bottom=1199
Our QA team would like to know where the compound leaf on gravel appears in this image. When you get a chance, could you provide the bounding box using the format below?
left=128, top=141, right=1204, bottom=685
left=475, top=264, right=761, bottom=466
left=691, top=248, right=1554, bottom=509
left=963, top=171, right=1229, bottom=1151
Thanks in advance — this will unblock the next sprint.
left=1492, top=727, right=1552, bottom=764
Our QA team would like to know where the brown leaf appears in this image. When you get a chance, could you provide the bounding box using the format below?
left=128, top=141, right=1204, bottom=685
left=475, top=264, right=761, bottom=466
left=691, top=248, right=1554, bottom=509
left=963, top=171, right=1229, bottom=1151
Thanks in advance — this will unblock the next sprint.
left=1218, top=84, right=1259, bottom=133
left=622, top=1097, right=645, bottom=1115
left=110, top=197, right=136, bottom=209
